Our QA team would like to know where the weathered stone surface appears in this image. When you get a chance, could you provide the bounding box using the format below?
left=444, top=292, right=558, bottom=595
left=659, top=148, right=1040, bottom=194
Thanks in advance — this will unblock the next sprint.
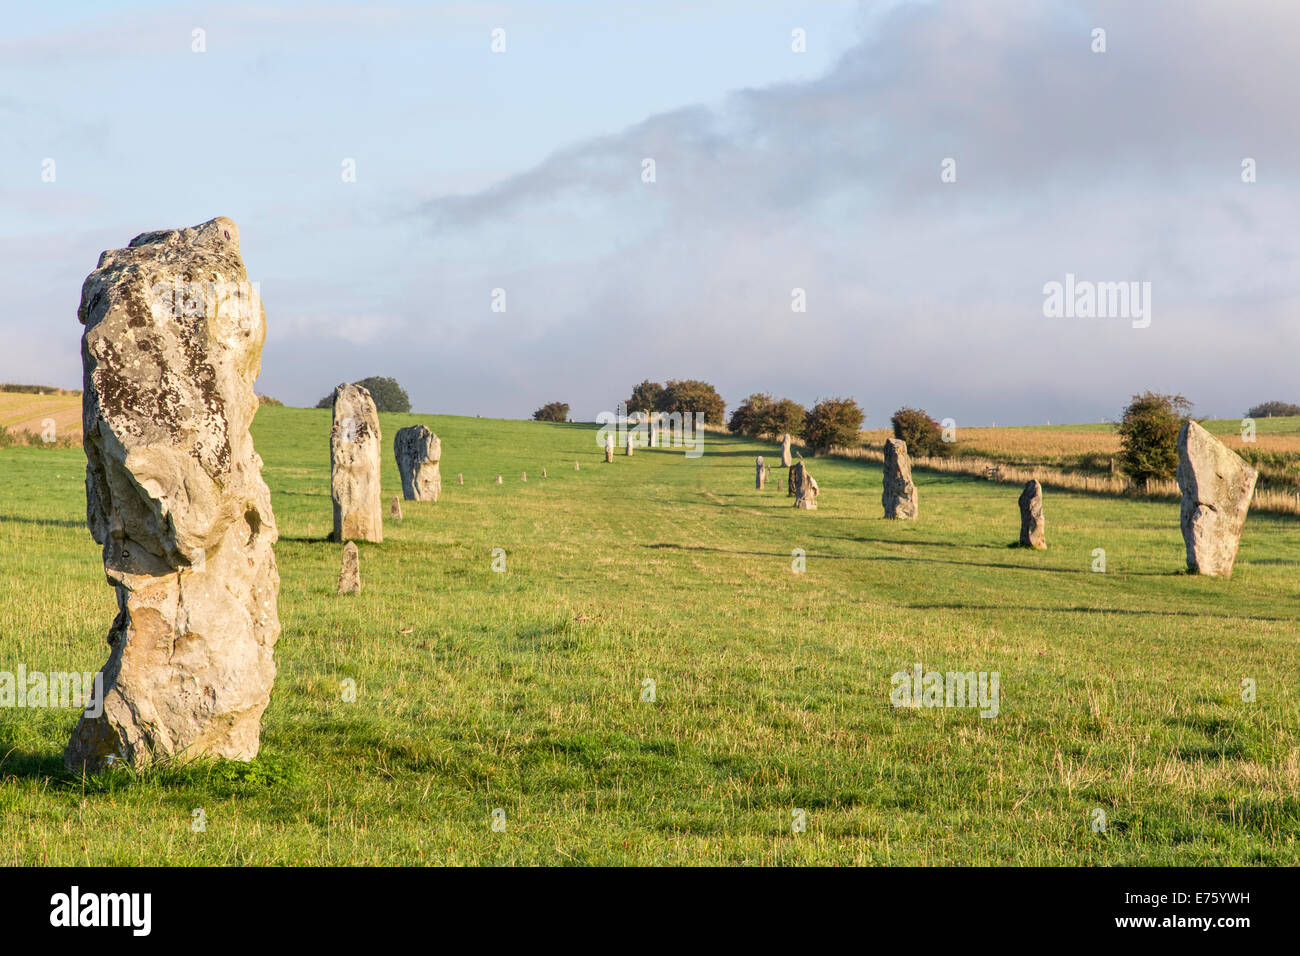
left=393, top=424, right=441, bottom=502
left=605, top=437, right=614, bottom=463
left=755, top=456, right=766, bottom=490
left=780, top=434, right=792, bottom=468
left=882, top=438, right=918, bottom=519
left=790, top=460, right=819, bottom=510
left=1018, top=479, right=1046, bottom=549
left=67, top=216, right=280, bottom=773
left=1177, top=420, right=1257, bottom=577
left=390, top=494, right=402, bottom=520
left=337, top=541, right=360, bottom=595
left=330, top=383, right=382, bottom=542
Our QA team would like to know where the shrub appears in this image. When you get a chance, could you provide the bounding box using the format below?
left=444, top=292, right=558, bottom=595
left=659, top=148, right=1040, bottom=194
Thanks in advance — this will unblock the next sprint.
left=804, top=397, right=865, bottom=453
left=658, top=379, right=726, bottom=425
left=1246, top=401, right=1300, bottom=418
left=764, top=398, right=807, bottom=440
left=532, top=402, right=570, bottom=423
left=890, top=406, right=946, bottom=457
left=728, top=393, right=772, bottom=435
left=315, top=377, right=412, bottom=413
left=1116, top=391, right=1192, bottom=489
left=257, top=394, right=283, bottom=407
left=625, top=380, right=666, bottom=415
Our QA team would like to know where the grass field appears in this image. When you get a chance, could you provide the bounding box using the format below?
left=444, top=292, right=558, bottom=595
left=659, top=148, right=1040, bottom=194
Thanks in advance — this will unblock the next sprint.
left=1, top=405, right=1298, bottom=864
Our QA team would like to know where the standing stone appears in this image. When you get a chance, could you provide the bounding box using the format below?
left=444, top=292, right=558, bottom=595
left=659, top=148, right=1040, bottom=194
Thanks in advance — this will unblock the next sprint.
left=67, top=216, right=280, bottom=772
left=780, top=433, right=792, bottom=468
left=882, top=438, right=918, bottom=519
left=390, top=494, right=402, bottom=520
left=626, top=434, right=634, bottom=456
left=575, top=461, right=580, bottom=471
left=790, top=460, right=819, bottom=510
left=337, top=541, right=360, bottom=595
left=521, top=471, right=527, bottom=482
left=1018, top=480, right=1046, bottom=549
left=755, top=456, right=766, bottom=490
left=393, top=424, right=441, bottom=502
left=457, top=473, right=463, bottom=484
left=1177, top=420, right=1257, bottom=578
left=605, top=436, right=614, bottom=463
left=331, top=383, right=382, bottom=542
left=495, top=474, right=503, bottom=484
left=541, top=467, right=548, bottom=478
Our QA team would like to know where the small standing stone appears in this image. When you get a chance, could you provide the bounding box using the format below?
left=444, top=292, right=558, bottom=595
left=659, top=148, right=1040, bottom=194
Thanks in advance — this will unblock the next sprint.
left=780, top=433, right=792, bottom=468
left=521, top=471, right=527, bottom=482
left=390, top=494, right=402, bottom=520
left=541, top=467, right=548, bottom=478
left=882, top=438, right=918, bottom=519
left=1018, top=480, right=1046, bottom=549
left=755, top=456, right=766, bottom=490
left=575, top=461, right=580, bottom=471
left=338, top=541, right=360, bottom=595
left=495, top=474, right=503, bottom=485
left=790, top=460, right=819, bottom=510
left=605, top=436, right=614, bottom=463
left=626, top=434, right=634, bottom=456
left=458, top=473, right=464, bottom=485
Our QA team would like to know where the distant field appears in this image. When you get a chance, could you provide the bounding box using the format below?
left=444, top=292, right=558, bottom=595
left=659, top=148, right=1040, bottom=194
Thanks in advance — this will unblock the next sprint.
left=0, top=390, right=81, bottom=442
left=1, top=406, right=1296, bottom=864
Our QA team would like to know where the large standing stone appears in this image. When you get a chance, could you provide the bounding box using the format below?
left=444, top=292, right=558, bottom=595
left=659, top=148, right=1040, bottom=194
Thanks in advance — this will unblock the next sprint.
left=780, top=434, right=792, bottom=468
left=1177, top=420, right=1257, bottom=577
left=331, top=383, right=382, bottom=542
left=755, top=456, right=766, bottom=490
left=790, top=460, right=819, bottom=510
left=393, top=424, right=441, bottom=502
left=882, top=438, right=918, bottom=519
left=67, top=217, right=280, bottom=772
left=1018, top=480, right=1046, bottom=549
left=338, top=541, right=360, bottom=595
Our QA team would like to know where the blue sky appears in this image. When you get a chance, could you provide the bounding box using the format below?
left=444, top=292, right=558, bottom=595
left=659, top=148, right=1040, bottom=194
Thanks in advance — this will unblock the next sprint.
left=3, top=0, right=1297, bottom=424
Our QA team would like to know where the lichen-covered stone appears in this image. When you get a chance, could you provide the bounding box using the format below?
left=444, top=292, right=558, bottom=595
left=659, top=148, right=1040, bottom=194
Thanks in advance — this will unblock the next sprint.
left=67, top=217, right=280, bottom=773
left=790, top=460, right=819, bottom=510
left=883, top=438, right=918, bottom=519
left=331, top=383, right=382, bottom=542
left=1018, top=480, right=1046, bottom=549
left=393, top=424, right=441, bottom=501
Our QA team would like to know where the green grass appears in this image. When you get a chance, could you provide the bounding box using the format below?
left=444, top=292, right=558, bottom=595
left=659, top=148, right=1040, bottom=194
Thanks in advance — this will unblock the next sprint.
left=1, top=405, right=1297, bottom=864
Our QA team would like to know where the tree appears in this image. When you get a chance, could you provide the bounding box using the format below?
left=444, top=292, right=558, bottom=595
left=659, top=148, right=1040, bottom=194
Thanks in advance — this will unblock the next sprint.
left=1116, top=391, right=1192, bottom=489
left=532, top=401, right=569, bottom=422
left=658, top=379, right=726, bottom=425
left=803, top=397, right=864, bottom=453
left=1246, top=401, right=1300, bottom=419
left=763, top=398, right=807, bottom=439
left=728, top=393, right=772, bottom=435
left=626, top=380, right=666, bottom=415
left=316, top=376, right=411, bottom=413
left=890, top=406, right=944, bottom=457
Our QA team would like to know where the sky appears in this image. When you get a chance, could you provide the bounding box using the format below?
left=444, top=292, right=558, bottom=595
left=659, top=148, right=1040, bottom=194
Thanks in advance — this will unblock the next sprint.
left=2, top=0, right=1297, bottom=426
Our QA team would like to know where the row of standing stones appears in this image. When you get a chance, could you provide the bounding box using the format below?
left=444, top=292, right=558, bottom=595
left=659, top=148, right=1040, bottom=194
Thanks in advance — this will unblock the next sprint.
left=67, top=217, right=1261, bottom=774
left=773, top=423, right=1255, bottom=577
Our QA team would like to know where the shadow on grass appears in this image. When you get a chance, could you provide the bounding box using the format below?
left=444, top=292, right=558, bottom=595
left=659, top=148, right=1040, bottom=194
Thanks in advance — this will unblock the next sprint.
left=0, top=746, right=69, bottom=781
left=908, top=602, right=1296, bottom=622
left=0, top=515, right=84, bottom=529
